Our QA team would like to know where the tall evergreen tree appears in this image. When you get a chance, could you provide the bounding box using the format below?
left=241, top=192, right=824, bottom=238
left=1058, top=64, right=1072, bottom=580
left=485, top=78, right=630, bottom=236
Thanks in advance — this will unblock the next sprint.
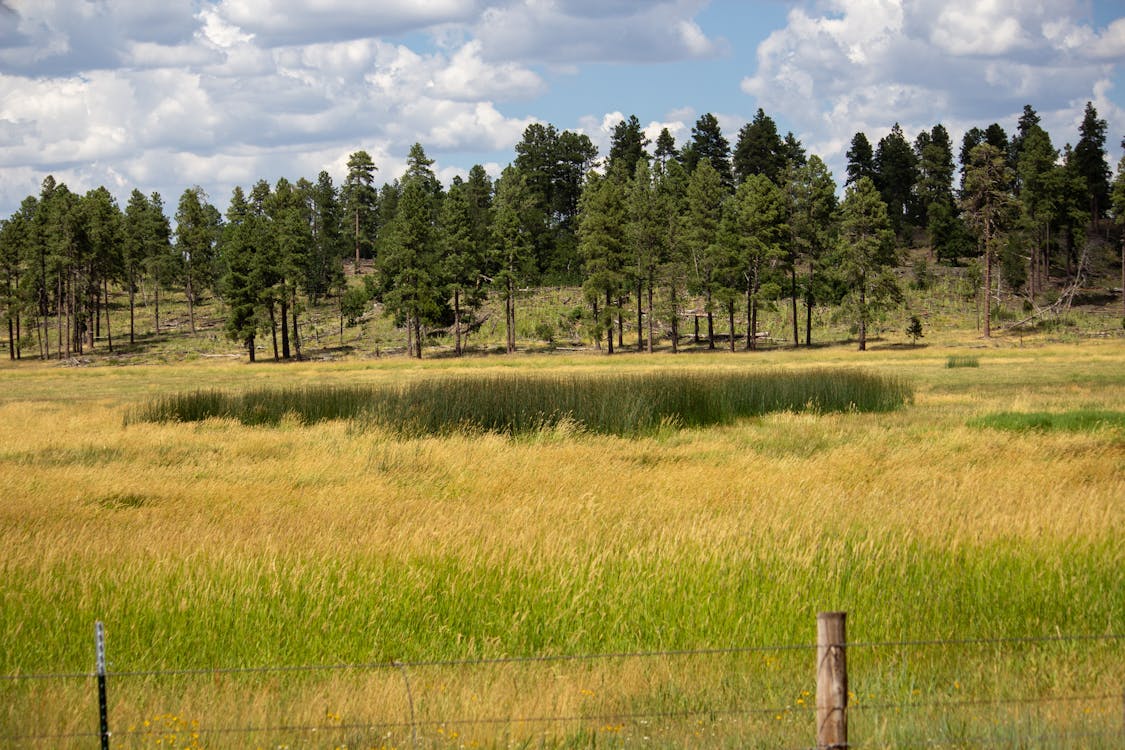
left=683, top=113, right=733, bottom=189
left=961, top=143, right=1016, bottom=338
left=607, top=114, right=650, bottom=179
left=1111, top=152, right=1125, bottom=316
left=80, top=186, right=122, bottom=351
left=439, top=166, right=493, bottom=356
left=1016, top=123, right=1060, bottom=294
left=733, top=108, right=786, bottom=185
left=684, top=159, right=727, bottom=347
left=655, top=157, right=690, bottom=352
left=846, top=132, right=876, bottom=186
left=220, top=186, right=262, bottom=361
left=654, top=128, right=678, bottom=166
left=837, top=177, right=900, bottom=350
left=342, top=150, right=378, bottom=272
left=874, top=124, right=918, bottom=234
left=577, top=170, right=627, bottom=353
left=1073, top=101, right=1111, bottom=222
left=724, top=173, right=787, bottom=350
left=380, top=145, right=443, bottom=358
left=174, top=186, right=220, bottom=335
left=787, top=155, right=839, bottom=346
left=626, top=160, right=664, bottom=352
left=304, top=171, right=345, bottom=305
left=492, top=166, right=538, bottom=354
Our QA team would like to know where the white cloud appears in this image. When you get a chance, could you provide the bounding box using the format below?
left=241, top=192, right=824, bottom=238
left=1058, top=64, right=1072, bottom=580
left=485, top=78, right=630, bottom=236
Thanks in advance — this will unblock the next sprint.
left=431, top=40, right=545, bottom=101
left=743, top=0, right=1125, bottom=175
left=475, top=0, right=723, bottom=64
left=212, top=0, right=480, bottom=46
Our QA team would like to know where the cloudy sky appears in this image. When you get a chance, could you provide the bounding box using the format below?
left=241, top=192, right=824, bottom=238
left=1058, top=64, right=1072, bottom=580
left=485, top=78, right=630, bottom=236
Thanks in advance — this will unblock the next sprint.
left=0, top=0, right=1122, bottom=218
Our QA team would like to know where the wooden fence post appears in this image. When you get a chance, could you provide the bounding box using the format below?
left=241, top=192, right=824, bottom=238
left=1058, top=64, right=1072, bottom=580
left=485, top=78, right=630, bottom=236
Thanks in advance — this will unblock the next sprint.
left=816, top=611, right=847, bottom=749
left=96, top=621, right=109, bottom=750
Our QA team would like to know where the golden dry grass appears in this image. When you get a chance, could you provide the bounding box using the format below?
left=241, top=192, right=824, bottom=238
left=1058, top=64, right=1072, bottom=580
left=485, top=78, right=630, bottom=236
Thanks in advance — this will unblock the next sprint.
left=1, top=340, right=1123, bottom=748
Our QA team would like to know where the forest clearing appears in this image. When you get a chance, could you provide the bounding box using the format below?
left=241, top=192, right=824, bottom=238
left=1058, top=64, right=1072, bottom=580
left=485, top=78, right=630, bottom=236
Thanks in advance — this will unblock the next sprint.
left=1, top=333, right=1123, bottom=748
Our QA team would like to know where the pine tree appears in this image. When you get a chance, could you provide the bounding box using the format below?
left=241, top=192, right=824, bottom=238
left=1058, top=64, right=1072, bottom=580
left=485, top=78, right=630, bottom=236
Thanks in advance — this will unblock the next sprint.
left=577, top=171, right=627, bottom=353
left=961, top=144, right=1016, bottom=338
left=492, top=166, right=538, bottom=354
left=787, top=155, right=838, bottom=346
left=1073, top=101, right=1111, bottom=222
left=733, top=108, right=785, bottom=185
left=607, top=114, right=650, bottom=179
left=440, top=166, right=492, bottom=356
left=654, top=128, right=678, bottom=166
left=684, top=160, right=727, bottom=347
left=626, top=160, right=664, bottom=352
left=380, top=145, right=443, bottom=358
left=342, top=150, right=378, bottom=272
left=724, top=173, right=787, bottom=350
left=874, top=124, right=918, bottom=234
left=837, top=178, right=900, bottom=350
left=683, top=113, right=732, bottom=189
left=846, top=132, right=876, bottom=186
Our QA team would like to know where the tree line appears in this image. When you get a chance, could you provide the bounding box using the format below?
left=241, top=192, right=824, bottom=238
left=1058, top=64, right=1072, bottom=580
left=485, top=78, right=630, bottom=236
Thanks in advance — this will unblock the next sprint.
left=2, top=102, right=1122, bottom=361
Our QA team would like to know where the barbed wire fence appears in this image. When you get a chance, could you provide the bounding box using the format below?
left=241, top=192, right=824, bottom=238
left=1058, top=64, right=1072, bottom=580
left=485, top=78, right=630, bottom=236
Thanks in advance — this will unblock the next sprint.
left=2, top=620, right=1122, bottom=749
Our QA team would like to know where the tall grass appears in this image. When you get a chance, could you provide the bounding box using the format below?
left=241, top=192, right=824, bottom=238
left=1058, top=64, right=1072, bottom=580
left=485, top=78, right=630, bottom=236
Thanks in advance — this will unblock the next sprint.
left=945, top=355, right=980, bottom=368
left=970, top=409, right=1125, bottom=433
left=127, top=369, right=912, bottom=436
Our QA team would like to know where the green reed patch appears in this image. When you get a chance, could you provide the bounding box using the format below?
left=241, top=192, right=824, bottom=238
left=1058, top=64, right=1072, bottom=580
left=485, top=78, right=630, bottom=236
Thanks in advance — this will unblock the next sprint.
left=127, top=369, right=912, bottom=437
left=969, top=410, right=1125, bottom=434
left=946, top=355, right=980, bottom=368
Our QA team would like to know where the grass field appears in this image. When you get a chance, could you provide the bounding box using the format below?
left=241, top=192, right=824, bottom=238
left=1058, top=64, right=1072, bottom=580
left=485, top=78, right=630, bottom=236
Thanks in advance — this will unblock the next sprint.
left=1, top=337, right=1124, bottom=748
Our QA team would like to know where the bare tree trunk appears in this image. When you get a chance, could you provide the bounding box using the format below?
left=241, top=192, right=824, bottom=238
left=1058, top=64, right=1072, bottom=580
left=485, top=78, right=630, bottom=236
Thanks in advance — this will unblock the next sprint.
left=805, top=269, right=814, bottom=347
left=129, top=273, right=136, bottom=345
left=154, top=283, right=160, bottom=334
left=706, top=288, right=714, bottom=350
left=636, top=280, right=644, bottom=352
left=280, top=296, right=290, bottom=359
left=58, top=274, right=65, bottom=360
left=268, top=302, right=279, bottom=361
left=983, top=235, right=992, bottom=339
left=858, top=279, right=867, bottom=351
left=291, top=293, right=301, bottom=360
left=186, top=272, right=196, bottom=335
left=646, top=277, right=654, bottom=354
left=454, top=288, right=462, bottom=356
left=104, top=278, right=112, bottom=352
left=354, top=209, right=361, bottom=273
left=669, top=286, right=679, bottom=354
left=605, top=289, right=614, bottom=355
left=790, top=264, right=799, bottom=346
left=727, top=300, right=735, bottom=353
left=592, top=298, right=601, bottom=350
left=248, top=334, right=256, bottom=363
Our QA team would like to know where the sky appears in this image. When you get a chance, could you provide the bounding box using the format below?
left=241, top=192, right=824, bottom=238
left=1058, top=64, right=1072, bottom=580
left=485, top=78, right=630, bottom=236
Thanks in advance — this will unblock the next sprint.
left=0, top=0, right=1123, bottom=219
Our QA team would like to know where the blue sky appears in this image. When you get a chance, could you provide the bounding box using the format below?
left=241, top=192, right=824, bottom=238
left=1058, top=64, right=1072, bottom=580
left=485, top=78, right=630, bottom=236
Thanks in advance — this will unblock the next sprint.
left=0, top=0, right=1122, bottom=217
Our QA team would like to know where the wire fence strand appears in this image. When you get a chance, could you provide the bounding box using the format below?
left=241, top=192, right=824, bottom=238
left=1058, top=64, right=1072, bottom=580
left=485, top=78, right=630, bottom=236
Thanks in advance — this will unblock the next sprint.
left=3, top=631, right=1121, bottom=682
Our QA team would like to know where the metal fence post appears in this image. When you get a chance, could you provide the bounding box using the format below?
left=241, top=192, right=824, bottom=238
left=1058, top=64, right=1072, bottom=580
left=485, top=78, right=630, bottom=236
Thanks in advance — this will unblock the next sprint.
left=96, top=621, right=109, bottom=750
left=816, top=611, right=847, bottom=749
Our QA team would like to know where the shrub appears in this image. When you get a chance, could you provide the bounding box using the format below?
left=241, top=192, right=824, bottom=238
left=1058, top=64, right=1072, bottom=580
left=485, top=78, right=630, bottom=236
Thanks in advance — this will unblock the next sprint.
left=946, top=355, right=979, bottom=368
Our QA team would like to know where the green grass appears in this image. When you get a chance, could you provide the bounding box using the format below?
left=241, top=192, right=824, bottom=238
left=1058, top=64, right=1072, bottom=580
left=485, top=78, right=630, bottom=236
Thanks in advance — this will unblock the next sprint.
left=126, top=369, right=913, bottom=436
left=945, top=355, right=980, bottom=368
left=970, top=409, right=1125, bottom=434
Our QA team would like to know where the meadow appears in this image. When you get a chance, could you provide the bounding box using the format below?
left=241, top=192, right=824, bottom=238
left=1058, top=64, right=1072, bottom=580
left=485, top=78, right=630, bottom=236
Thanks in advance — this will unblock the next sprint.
left=1, top=338, right=1124, bottom=748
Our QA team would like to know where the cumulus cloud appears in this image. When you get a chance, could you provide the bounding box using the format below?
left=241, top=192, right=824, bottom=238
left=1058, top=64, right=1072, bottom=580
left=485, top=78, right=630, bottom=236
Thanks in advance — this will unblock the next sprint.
left=743, top=0, right=1124, bottom=173
left=475, top=0, right=724, bottom=64
left=212, top=0, right=481, bottom=47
